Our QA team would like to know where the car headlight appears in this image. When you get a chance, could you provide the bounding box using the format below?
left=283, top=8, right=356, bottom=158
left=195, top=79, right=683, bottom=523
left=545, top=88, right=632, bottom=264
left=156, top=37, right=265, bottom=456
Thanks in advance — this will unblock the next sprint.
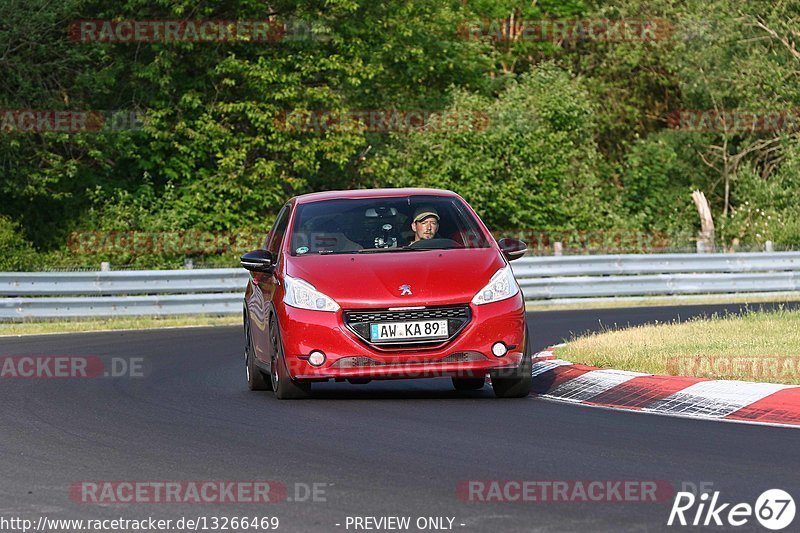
left=471, top=265, right=520, bottom=305
left=284, top=274, right=340, bottom=312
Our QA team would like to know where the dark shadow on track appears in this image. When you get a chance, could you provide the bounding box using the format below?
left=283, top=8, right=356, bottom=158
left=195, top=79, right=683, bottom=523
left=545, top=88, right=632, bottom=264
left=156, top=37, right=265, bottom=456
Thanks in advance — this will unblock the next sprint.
left=257, top=378, right=498, bottom=400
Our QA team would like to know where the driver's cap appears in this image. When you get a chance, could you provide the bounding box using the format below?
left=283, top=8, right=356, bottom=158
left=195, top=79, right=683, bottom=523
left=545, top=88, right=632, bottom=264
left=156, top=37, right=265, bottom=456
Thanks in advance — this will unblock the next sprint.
left=412, top=206, right=439, bottom=223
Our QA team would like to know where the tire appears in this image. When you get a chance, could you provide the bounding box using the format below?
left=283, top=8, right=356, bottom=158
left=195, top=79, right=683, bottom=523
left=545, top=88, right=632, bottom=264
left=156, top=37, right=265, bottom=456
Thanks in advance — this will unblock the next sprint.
left=451, top=377, right=486, bottom=391
left=490, top=327, right=532, bottom=398
left=245, top=312, right=271, bottom=391
left=269, top=314, right=311, bottom=400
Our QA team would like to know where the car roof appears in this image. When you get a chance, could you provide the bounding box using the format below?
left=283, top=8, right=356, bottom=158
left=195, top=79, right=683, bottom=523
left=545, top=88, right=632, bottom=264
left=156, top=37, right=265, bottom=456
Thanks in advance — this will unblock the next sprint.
left=291, top=188, right=460, bottom=205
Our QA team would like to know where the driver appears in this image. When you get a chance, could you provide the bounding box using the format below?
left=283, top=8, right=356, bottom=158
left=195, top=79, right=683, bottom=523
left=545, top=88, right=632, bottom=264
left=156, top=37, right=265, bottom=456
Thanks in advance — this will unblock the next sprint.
left=409, top=206, right=440, bottom=244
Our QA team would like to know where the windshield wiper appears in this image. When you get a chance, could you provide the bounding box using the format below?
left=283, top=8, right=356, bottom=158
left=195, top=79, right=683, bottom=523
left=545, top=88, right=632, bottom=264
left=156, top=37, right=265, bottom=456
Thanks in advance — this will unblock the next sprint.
left=357, top=246, right=428, bottom=253
left=316, top=250, right=360, bottom=255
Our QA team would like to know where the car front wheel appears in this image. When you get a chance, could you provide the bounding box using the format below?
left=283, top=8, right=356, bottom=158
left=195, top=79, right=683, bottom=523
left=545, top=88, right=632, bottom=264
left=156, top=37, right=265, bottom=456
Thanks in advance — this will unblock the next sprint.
left=269, top=314, right=311, bottom=400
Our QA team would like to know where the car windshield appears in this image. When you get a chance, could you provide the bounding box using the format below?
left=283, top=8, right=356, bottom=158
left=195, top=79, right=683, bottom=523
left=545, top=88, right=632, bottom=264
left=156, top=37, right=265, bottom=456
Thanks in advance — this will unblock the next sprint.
left=289, top=195, right=491, bottom=255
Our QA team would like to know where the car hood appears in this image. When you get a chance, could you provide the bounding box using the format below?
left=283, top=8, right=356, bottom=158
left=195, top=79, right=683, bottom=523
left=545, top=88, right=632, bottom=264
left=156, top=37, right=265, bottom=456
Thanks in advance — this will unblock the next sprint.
left=285, top=248, right=505, bottom=308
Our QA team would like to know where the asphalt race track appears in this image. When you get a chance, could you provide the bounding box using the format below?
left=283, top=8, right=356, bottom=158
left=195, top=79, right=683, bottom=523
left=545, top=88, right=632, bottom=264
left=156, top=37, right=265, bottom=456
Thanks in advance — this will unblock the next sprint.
left=2, top=303, right=799, bottom=532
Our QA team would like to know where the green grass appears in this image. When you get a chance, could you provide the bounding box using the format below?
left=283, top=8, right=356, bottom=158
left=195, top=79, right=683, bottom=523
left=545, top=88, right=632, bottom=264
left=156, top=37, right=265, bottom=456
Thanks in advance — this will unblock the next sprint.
left=554, top=308, right=800, bottom=385
left=0, top=315, right=239, bottom=336
left=526, top=293, right=800, bottom=312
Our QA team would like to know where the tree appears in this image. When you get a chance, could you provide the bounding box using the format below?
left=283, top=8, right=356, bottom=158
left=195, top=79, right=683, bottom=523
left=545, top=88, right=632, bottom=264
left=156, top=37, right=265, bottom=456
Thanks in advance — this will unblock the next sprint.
left=369, top=63, right=618, bottom=232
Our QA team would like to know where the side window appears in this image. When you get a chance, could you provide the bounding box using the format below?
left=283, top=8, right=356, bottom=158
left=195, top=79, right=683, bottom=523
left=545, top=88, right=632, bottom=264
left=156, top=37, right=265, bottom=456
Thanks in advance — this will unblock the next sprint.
left=265, top=204, right=291, bottom=258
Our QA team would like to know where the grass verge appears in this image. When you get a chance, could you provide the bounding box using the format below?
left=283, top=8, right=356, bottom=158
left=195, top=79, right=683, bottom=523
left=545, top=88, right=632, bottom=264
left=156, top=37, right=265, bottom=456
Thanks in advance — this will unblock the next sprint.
left=554, top=308, right=800, bottom=385
left=526, top=293, right=800, bottom=312
left=0, top=315, right=239, bottom=336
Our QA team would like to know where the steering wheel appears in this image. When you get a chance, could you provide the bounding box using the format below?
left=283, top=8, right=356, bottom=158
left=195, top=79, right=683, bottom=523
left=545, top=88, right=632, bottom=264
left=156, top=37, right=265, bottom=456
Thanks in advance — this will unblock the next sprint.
left=407, top=237, right=460, bottom=249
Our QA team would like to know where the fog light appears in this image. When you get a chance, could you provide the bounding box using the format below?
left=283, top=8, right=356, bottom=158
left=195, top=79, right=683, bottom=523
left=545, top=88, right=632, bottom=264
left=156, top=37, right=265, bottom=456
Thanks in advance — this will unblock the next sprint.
left=308, top=350, right=326, bottom=366
left=491, top=342, right=507, bottom=357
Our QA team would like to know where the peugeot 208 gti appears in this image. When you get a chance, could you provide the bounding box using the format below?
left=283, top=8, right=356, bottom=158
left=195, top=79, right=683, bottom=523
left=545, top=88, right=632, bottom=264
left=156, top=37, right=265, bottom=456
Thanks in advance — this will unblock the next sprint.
left=241, top=188, right=529, bottom=399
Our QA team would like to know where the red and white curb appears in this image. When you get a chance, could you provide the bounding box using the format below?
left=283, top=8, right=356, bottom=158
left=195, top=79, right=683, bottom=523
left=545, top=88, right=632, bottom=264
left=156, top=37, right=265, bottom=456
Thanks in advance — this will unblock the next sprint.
left=531, top=345, right=800, bottom=428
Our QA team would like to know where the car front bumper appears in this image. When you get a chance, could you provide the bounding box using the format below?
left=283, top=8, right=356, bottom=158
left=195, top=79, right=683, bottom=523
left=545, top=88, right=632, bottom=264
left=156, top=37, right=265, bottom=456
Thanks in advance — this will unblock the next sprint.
left=277, top=294, right=526, bottom=381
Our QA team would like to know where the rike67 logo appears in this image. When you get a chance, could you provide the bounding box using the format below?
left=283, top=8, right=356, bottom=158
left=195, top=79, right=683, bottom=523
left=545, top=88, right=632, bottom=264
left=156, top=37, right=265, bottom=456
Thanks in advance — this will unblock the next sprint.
left=668, top=489, right=795, bottom=530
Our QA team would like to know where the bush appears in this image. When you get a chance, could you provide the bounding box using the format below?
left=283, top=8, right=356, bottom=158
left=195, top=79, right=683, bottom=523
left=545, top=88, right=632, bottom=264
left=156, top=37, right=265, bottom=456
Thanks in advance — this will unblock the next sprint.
left=0, top=216, right=38, bottom=271
left=718, top=153, right=800, bottom=250
left=616, top=131, right=707, bottom=241
left=369, top=63, right=621, bottom=232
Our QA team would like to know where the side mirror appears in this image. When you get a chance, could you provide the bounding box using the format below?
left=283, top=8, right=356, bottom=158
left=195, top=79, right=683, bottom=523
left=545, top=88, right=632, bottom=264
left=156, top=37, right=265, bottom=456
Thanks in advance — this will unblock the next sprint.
left=497, top=238, right=527, bottom=262
left=240, top=249, right=274, bottom=273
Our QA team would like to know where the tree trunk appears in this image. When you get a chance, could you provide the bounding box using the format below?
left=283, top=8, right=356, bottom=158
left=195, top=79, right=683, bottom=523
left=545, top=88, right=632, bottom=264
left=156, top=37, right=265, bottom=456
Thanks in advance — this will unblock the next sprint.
left=692, top=190, right=716, bottom=253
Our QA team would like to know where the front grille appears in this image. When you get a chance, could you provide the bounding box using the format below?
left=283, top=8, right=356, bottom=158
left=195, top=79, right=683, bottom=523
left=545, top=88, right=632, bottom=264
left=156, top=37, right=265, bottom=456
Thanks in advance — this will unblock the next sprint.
left=332, top=357, right=375, bottom=368
left=345, top=306, right=469, bottom=323
left=439, top=352, right=486, bottom=363
left=343, top=305, right=471, bottom=347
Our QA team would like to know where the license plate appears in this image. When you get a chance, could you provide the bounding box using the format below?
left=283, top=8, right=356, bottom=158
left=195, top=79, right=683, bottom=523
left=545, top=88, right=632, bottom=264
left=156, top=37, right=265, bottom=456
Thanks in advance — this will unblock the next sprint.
left=370, top=320, right=449, bottom=341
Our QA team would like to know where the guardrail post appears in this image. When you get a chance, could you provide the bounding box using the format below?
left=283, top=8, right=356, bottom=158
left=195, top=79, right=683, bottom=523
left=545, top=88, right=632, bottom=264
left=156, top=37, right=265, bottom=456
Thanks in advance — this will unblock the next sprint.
left=765, top=241, right=774, bottom=252
left=184, top=259, right=194, bottom=270
left=100, top=262, right=110, bottom=271
left=696, top=241, right=706, bottom=254
left=553, top=242, right=563, bottom=256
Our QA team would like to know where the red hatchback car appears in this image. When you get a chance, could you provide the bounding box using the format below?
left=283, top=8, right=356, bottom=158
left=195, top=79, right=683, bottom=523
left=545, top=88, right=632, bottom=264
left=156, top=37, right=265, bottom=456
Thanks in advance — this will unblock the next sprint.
left=241, top=188, right=530, bottom=399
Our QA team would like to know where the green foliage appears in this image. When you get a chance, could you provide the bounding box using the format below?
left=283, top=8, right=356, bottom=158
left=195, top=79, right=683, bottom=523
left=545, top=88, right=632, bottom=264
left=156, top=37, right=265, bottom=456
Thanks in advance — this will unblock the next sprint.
left=370, top=64, right=620, bottom=231
left=718, top=144, right=800, bottom=249
left=2, top=0, right=800, bottom=269
left=0, top=217, right=38, bottom=270
left=616, top=131, right=707, bottom=238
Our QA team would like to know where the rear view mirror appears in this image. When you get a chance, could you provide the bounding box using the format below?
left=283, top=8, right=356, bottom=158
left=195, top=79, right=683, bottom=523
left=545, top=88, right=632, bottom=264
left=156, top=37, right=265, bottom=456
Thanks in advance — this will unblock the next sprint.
left=240, top=249, right=274, bottom=272
left=365, top=206, right=398, bottom=218
left=497, top=238, right=527, bottom=261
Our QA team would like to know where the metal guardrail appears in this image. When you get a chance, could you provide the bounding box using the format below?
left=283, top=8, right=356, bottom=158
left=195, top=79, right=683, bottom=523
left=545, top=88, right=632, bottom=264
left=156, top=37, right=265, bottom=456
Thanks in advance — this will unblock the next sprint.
left=2, top=252, right=800, bottom=319
left=512, top=251, right=800, bottom=277
left=0, top=294, right=243, bottom=319
left=0, top=269, right=247, bottom=320
left=0, top=269, right=247, bottom=296
left=513, top=252, right=800, bottom=301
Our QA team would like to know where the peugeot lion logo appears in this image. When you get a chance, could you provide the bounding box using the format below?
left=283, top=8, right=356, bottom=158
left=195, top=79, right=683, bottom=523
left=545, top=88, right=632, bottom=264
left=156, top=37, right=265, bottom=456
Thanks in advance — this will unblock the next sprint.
left=399, top=284, right=412, bottom=296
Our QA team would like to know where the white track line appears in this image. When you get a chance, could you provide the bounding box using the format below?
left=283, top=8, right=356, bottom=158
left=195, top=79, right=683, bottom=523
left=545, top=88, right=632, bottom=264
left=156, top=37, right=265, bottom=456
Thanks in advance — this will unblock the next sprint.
left=543, top=369, right=649, bottom=402
left=644, top=380, right=795, bottom=418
